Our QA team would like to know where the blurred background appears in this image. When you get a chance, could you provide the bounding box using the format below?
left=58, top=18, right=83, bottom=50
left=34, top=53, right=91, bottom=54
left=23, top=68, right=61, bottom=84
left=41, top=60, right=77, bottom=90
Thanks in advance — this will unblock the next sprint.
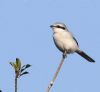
left=0, top=0, right=99, bottom=92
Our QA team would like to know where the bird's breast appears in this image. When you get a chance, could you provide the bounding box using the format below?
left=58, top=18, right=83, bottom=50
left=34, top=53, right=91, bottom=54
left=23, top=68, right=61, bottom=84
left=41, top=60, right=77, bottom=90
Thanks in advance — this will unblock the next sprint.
left=53, top=32, right=78, bottom=53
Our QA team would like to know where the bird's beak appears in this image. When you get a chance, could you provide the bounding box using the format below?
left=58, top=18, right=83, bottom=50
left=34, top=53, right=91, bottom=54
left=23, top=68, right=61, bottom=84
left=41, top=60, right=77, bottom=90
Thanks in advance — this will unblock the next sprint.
left=50, top=25, right=54, bottom=28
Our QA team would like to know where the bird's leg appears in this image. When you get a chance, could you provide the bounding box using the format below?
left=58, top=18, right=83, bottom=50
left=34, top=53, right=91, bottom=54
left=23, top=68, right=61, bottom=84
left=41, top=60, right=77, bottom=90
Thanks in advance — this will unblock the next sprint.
left=63, top=51, right=67, bottom=58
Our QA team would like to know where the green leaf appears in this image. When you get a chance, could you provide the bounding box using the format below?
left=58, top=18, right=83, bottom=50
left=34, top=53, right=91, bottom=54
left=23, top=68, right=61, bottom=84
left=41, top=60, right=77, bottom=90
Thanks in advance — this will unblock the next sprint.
left=20, top=68, right=25, bottom=72
left=20, top=71, right=29, bottom=77
left=21, top=64, right=31, bottom=72
left=16, top=58, right=21, bottom=71
left=21, top=65, right=26, bottom=69
left=9, top=62, right=16, bottom=69
left=25, top=64, right=31, bottom=68
left=10, top=62, right=13, bottom=66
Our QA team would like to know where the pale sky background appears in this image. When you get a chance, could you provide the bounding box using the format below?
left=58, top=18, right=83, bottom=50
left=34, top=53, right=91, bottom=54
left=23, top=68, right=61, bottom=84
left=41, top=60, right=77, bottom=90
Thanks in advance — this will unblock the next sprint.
left=0, top=0, right=100, bottom=92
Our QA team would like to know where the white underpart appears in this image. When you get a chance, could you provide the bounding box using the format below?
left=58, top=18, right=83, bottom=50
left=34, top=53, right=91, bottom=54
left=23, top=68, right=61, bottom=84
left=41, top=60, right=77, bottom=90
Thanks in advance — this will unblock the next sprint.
left=53, top=28, right=78, bottom=53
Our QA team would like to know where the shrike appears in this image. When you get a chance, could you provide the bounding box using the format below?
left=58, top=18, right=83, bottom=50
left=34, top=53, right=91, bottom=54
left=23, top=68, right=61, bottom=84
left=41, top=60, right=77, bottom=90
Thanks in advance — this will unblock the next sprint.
left=50, top=22, right=95, bottom=62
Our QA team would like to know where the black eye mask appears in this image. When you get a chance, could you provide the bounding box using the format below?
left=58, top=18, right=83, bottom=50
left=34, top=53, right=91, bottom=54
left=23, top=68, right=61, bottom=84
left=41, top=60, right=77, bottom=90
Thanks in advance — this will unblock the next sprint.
left=56, top=25, right=66, bottom=30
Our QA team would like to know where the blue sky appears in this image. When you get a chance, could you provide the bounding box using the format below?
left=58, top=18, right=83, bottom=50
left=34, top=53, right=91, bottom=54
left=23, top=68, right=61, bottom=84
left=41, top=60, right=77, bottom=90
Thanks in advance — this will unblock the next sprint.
left=0, top=0, right=100, bottom=92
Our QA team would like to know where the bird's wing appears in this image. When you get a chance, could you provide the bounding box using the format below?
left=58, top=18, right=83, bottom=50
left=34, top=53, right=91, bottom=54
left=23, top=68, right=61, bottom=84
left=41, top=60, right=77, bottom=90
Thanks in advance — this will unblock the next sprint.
left=73, top=36, right=79, bottom=46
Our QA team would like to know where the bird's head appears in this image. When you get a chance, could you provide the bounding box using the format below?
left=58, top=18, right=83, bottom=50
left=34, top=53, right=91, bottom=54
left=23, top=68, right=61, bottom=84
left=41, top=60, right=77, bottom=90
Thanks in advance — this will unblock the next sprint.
left=50, top=22, right=68, bottom=33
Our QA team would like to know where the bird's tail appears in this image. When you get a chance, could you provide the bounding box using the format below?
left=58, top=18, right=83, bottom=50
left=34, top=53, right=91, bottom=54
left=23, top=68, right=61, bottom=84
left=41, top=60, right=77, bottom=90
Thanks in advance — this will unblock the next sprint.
left=76, top=50, right=95, bottom=63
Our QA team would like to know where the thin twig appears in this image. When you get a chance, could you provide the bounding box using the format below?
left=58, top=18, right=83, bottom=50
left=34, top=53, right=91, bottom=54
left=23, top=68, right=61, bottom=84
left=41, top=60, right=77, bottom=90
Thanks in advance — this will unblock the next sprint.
left=15, top=76, right=17, bottom=92
left=46, top=54, right=66, bottom=92
left=15, top=71, right=18, bottom=92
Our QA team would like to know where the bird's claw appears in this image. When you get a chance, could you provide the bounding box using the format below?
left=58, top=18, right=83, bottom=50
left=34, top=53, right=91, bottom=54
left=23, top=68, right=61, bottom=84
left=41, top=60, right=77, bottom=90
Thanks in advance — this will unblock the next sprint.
left=63, top=51, right=67, bottom=58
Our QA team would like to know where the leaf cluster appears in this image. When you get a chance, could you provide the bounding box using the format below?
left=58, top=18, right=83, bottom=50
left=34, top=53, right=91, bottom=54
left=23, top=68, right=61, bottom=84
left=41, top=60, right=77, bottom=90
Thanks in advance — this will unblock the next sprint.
left=10, top=58, right=31, bottom=78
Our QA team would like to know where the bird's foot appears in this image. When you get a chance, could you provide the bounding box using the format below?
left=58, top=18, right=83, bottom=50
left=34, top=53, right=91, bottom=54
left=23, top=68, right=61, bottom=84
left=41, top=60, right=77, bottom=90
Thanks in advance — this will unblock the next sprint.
left=63, top=51, right=67, bottom=58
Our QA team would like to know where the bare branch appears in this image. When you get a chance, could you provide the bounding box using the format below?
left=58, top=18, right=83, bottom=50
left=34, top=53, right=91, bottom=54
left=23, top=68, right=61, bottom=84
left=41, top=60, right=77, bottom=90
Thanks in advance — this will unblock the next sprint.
left=46, top=55, right=66, bottom=92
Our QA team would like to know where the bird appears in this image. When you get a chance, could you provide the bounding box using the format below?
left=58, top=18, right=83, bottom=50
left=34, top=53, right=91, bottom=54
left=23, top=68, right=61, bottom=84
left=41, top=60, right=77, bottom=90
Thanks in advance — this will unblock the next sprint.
left=50, top=22, right=95, bottom=62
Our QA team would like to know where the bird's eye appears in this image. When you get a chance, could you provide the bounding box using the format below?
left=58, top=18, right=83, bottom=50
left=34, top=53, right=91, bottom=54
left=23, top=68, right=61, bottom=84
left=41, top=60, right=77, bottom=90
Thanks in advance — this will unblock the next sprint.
left=56, top=25, right=65, bottom=30
left=56, top=25, right=61, bottom=28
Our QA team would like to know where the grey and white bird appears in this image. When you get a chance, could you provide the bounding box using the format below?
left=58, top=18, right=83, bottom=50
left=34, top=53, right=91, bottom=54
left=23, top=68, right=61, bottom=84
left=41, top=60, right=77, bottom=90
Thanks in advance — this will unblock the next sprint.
left=50, top=22, right=95, bottom=62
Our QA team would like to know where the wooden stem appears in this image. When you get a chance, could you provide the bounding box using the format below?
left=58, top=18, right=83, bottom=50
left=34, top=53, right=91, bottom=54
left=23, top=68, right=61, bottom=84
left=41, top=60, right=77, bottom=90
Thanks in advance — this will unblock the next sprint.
left=46, top=55, right=66, bottom=92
